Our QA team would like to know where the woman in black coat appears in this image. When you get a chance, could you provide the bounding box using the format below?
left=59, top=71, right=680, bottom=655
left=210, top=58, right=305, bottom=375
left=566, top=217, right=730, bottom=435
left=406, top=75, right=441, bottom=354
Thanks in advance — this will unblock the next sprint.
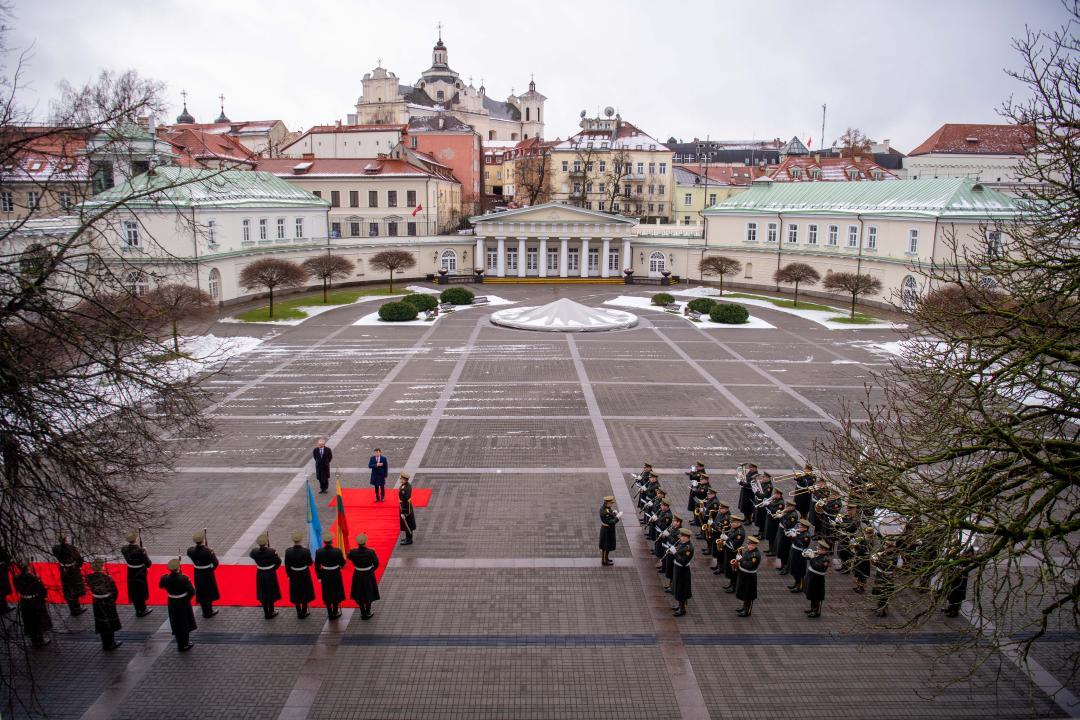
left=347, top=534, right=380, bottom=620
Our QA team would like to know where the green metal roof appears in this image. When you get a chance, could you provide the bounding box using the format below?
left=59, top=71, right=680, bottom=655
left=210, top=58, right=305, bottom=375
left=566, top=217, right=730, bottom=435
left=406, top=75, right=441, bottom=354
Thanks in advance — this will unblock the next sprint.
left=84, top=167, right=329, bottom=209
left=703, top=177, right=1018, bottom=220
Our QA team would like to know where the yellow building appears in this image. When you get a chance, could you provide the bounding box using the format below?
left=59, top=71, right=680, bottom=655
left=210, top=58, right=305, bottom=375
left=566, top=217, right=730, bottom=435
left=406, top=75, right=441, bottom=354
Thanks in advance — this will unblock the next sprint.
left=671, top=164, right=764, bottom=226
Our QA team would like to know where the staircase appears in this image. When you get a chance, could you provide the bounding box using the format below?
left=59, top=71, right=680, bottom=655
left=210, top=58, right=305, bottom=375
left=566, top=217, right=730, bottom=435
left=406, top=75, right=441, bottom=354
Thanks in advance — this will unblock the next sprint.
left=482, top=276, right=625, bottom=285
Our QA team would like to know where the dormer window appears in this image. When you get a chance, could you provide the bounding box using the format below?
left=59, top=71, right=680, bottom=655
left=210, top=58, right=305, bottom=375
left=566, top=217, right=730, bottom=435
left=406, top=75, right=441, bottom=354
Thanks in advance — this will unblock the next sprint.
left=810, top=168, right=821, bottom=180
left=791, top=167, right=802, bottom=179
left=848, top=169, right=859, bottom=180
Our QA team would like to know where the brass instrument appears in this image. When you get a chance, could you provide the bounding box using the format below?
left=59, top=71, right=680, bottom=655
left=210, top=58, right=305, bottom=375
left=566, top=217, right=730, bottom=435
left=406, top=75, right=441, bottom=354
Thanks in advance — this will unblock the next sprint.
left=770, top=507, right=787, bottom=519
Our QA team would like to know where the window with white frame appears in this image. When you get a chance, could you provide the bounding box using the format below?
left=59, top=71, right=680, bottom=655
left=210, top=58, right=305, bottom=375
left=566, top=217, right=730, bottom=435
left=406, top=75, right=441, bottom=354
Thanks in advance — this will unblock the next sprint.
left=486, top=248, right=498, bottom=271
left=567, top=248, right=579, bottom=272
left=0, top=191, right=11, bottom=212
left=608, top=251, right=620, bottom=272
left=746, top=222, right=758, bottom=242
left=708, top=193, right=716, bottom=205
left=526, top=248, right=538, bottom=271
left=908, top=228, right=919, bottom=254
left=636, top=162, right=644, bottom=174
left=649, top=251, right=666, bottom=273
left=683, top=215, right=691, bottom=225
left=58, top=191, right=73, bottom=210
left=684, top=193, right=692, bottom=204
left=787, top=223, right=798, bottom=244
left=506, top=248, right=518, bottom=271
left=277, top=218, right=285, bottom=239
left=766, top=222, right=778, bottom=243
left=847, top=225, right=858, bottom=247
left=27, top=191, right=40, bottom=210
left=125, top=271, right=148, bottom=296
left=866, top=226, right=878, bottom=249
left=599, top=161, right=606, bottom=173
left=259, top=218, right=268, bottom=240
left=807, top=224, right=818, bottom=245
left=206, top=219, right=216, bottom=245
left=561, top=160, right=568, bottom=172
left=123, top=220, right=140, bottom=247
left=369, top=222, right=379, bottom=237
left=598, top=183, right=606, bottom=193
left=986, top=229, right=1003, bottom=257
left=547, top=247, right=559, bottom=271
left=294, top=217, right=304, bottom=239
left=242, top=219, right=251, bottom=242
left=588, top=248, right=599, bottom=273
left=827, top=225, right=838, bottom=246
left=208, top=268, right=221, bottom=300
left=659, top=162, right=667, bottom=174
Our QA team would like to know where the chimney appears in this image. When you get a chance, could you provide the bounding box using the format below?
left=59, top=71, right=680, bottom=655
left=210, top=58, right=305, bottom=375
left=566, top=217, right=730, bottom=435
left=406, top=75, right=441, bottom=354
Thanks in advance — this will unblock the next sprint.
left=302, top=152, right=315, bottom=161
left=335, top=119, right=342, bottom=128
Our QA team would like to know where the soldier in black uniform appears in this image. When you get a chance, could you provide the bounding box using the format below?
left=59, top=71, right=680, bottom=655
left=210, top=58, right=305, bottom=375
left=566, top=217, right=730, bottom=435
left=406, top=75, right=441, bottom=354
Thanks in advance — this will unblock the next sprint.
left=652, top=499, right=673, bottom=568
left=696, top=487, right=719, bottom=543
left=835, top=505, right=861, bottom=572
left=52, top=534, right=86, bottom=616
left=670, top=528, right=694, bottom=616
left=644, top=490, right=667, bottom=541
left=13, top=561, right=51, bottom=648
left=752, top=474, right=773, bottom=537
left=763, top=488, right=785, bottom=556
left=709, top=500, right=731, bottom=572
left=788, top=518, right=813, bottom=592
left=721, top=514, right=746, bottom=588
left=250, top=533, right=282, bottom=619
left=851, top=526, right=876, bottom=594
left=687, top=464, right=709, bottom=526
left=160, top=558, right=196, bottom=651
left=347, top=533, right=380, bottom=620
left=86, top=560, right=123, bottom=650
left=0, top=547, right=14, bottom=615
left=775, top=500, right=800, bottom=573
left=872, top=539, right=899, bottom=617
left=315, top=532, right=346, bottom=619
left=638, top=474, right=660, bottom=524
left=660, top=516, right=683, bottom=591
left=793, top=464, right=815, bottom=517
left=285, top=531, right=315, bottom=618
left=599, top=495, right=621, bottom=566
left=120, top=531, right=153, bottom=617
left=398, top=473, right=416, bottom=545
left=820, top=493, right=844, bottom=550
left=737, top=463, right=759, bottom=523
left=943, top=548, right=973, bottom=618
left=186, top=531, right=220, bottom=618
left=735, top=535, right=762, bottom=617
left=633, top=463, right=655, bottom=512
left=804, top=540, right=830, bottom=618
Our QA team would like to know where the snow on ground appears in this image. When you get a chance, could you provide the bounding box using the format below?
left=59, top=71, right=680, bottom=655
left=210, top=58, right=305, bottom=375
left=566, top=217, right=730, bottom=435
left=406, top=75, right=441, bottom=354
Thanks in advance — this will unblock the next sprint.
left=405, top=285, right=441, bottom=295
left=352, top=295, right=516, bottom=327
left=165, top=334, right=265, bottom=380
left=221, top=294, right=404, bottom=326
left=603, top=295, right=775, bottom=329
left=706, top=291, right=904, bottom=331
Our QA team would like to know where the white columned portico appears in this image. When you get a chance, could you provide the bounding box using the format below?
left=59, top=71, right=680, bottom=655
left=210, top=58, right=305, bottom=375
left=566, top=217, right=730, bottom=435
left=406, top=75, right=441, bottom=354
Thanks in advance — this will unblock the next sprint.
left=538, top=237, right=548, bottom=278
left=580, top=238, right=590, bottom=278
left=496, top=237, right=506, bottom=277
left=622, top=238, right=632, bottom=272
left=601, top=238, right=611, bottom=278
left=475, top=237, right=484, bottom=271
left=559, top=237, right=569, bottom=278
left=517, top=237, right=526, bottom=278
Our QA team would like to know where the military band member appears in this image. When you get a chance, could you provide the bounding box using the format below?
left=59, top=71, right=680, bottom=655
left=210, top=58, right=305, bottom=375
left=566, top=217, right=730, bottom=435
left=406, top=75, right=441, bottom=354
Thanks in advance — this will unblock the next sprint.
left=13, top=561, right=51, bottom=648
left=944, top=549, right=973, bottom=618
left=871, top=539, right=899, bottom=617
left=808, top=478, right=828, bottom=534
left=709, top=500, right=731, bottom=570
left=0, top=547, right=14, bottom=615
left=347, top=534, right=380, bottom=620
left=793, top=464, right=816, bottom=517
left=187, top=531, right=220, bottom=618
left=696, top=487, right=719, bottom=542
left=737, top=463, right=759, bottom=524
left=639, top=477, right=661, bottom=526
left=735, top=535, right=762, bottom=617
left=661, top=516, right=684, bottom=591
left=851, top=527, right=876, bottom=594
left=652, top=499, right=673, bottom=567
left=250, top=533, right=282, bottom=619
left=787, top=519, right=813, bottom=592
left=285, top=532, right=316, bottom=618
left=86, top=560, right=123, bottom=650
left=52, top=534, right=86, bottom=616
left=687, top=465, right=709, bottom=525
left=819, top=493, right=845, bottom=549
left=775, top=500, right=800, bottom=573
left=635, top=464, right=656, bottom=515
left=315, top=532, right=346, bottom=619
left=722, top=514, right=746, bottom=587
left=835, top=505, right=861, bottom=572
left=599, top=495, right=622, bottom=566
left=398, top=473, right=416, bottom=545
left=161, top=558, right=196, bottom=651
left=670, top=528, right=694, bottom=616
left=763, top=488, right=785, bottom=556
left=645, top=489, right=667, bottom=540
left=752, top=473, right=774, bottom=537
left=804, top=541, right=830, bottom=618
left=120, top=531, right=153, bottom=617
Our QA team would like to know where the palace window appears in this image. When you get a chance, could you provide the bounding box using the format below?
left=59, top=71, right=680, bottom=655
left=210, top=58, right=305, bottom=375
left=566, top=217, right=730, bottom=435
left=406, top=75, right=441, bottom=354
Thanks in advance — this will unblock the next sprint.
left=331, top=190, right=340, bottom=207
left=527, top=248, right=538, bottom=271
left=368, top=190, right=378, bottom=207
left=787, top=223, right=798, bottom=244
left=866, top=226, right=878, bottom=249
left=123, top=220, right=140, bottom=247
left=407, top=222, right=417, bottom=236
left=295, top=217, right=304, bottom=239
left=207, top=219, right=216, bottom=244
left=588, top=248, right=599, bottom=273
left=350, top=190, right=359, bottom=207
left=125, top=271, right=148, bottom=296
left=766, top=222, right=778, bottom=243
left=350, top=221, right=361, bottom=237
left=277, top=218, right=286, bottom=239
left=259, top=218, right=268, bottom=240
left=0, top=191, right=12, bottom=212
left=659, top=163, right=667, bottom=174
left=407, top=190, right=417, bottom=206
left=388, top=191, right=397, bottom=208
left=649, top=251, right=666, bottom=273
left=847, top=225, right=858, bottom=247
left=827, top=225, right=838, bottom=246
left=441, top=249, right=457, bottom=271
left=369, top=222, right=379, bottom=237
left=242, top=219, right=251, bottom=242
left=208, top=268, right=221, bottom=300
left=547, top=247, right=559, bottom=271
left=27, top=191, right=40, bottom=210
left=746, top=222, right=757, bottom=242
left=807, top=224, right=818, bottom=245
left=387, top=222, right=398, bottom=237
left=567, top=248, right=580, bottom=272
left=908, top=228, right=919, bottom=254
left=507, top=248, right=518, bottom=271
left=684, top=193, right=692, bottom=204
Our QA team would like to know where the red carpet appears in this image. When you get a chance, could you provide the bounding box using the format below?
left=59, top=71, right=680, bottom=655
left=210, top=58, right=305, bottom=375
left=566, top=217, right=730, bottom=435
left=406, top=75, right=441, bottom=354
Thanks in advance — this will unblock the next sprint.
left=11, top=488, right=430, bottom=609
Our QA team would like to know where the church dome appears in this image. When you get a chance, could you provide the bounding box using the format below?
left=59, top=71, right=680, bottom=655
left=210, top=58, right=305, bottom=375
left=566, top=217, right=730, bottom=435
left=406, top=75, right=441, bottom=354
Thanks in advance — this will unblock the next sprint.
left=175, top=103, right=195, bottom=124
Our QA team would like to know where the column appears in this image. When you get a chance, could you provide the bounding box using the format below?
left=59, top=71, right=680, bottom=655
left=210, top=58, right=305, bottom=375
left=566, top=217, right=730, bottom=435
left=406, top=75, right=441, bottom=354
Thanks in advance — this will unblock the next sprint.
left=496, top=237, right=506, bottom=278
left=580, top=238, right=590, bottom=278
left=475, top=236, right=484, bottom=271
left=538, top=237, right=548, bottom=278
left=517, top=237, right=526, bottom=278
left=559, top=237, right=569, bottom=278
left=622, top=238, right=632, bottom=272
left=601, top=238, right=611, bottom=278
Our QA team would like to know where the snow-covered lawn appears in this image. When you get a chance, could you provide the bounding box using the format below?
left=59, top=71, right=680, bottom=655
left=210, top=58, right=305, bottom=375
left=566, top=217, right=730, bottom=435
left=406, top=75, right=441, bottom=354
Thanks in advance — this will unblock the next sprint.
left=603, top=295, right=775, bottom=329
left=165, top=334, right=265, bottom=380
left=670, top=288, right=905, bottom=331
left=221, top=294, right=402, bottom=326
left=353, top=294, right=516, bottom=327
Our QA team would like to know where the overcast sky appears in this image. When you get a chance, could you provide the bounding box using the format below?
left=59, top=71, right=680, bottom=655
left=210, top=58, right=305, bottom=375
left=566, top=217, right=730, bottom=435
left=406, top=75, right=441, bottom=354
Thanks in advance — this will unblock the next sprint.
left=6, top=0, right=1069, bottom=153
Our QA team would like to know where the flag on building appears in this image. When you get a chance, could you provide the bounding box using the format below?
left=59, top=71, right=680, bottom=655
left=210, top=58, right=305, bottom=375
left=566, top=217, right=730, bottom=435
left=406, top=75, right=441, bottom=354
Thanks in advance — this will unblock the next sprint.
left=334, top=479, right=350, bottom=552
left=305, top=481, right=323, bottom=559
left=807, top=136, right=813, bottom=148
left=411, top=203, right=423, bottom=217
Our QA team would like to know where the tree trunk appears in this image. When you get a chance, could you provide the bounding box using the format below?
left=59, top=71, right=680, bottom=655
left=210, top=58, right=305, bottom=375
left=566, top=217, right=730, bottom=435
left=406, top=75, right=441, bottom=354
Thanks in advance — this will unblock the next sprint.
left=323, top=278, right=328, bottom=303
left=268, top=286, right=275, bottom=318
left=388, top=269, right=394, bottom=293
left=719, top=274, right=724, bottom=295
left=849, top=291, right=856, bottom=319
left=172, top=320, right=179, bottom=354
left=793, top=282, right=800, bottom=307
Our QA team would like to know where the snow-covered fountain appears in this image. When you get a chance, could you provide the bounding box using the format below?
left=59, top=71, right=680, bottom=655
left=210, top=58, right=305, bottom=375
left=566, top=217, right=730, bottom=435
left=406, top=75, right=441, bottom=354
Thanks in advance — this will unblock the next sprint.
left=490, top=298, right=638, bottom=332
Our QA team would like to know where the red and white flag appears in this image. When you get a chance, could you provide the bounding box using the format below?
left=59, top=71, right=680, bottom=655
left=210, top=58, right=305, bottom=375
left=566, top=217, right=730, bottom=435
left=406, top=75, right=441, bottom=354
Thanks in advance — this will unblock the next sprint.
left=807, top=136, right=813, bottom=148
left=411, top=203, right=423, bottom=217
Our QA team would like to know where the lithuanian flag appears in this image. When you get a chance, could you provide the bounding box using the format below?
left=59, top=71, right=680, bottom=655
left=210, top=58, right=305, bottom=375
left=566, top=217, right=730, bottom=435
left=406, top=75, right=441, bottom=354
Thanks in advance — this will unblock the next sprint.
left=334, top=479, right=350, bottom=552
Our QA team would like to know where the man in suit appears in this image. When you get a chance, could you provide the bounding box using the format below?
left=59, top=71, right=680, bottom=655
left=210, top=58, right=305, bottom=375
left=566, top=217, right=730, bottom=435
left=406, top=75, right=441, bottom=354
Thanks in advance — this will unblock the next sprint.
left=368, top=448, right=388, bottom=502
left=313, top=438, right=333, bottom=494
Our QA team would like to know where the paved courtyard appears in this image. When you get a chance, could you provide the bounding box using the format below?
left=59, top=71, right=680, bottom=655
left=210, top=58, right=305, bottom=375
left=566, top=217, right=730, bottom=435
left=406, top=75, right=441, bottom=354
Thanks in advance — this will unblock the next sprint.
left=14, top=284, right=1075, bottom=719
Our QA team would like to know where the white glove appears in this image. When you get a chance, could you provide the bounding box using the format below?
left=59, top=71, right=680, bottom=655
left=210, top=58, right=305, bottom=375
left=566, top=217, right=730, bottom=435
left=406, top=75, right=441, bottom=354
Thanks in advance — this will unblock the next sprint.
left=616, top=511, right=624, bottom=519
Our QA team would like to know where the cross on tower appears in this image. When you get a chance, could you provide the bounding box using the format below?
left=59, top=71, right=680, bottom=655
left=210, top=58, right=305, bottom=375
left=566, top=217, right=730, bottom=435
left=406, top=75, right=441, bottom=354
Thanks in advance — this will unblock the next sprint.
left=181, top=89, right=188, bottom=104
left=218, top=93, right=225, bottom=111
left=377, top=56, right=383, bottom=67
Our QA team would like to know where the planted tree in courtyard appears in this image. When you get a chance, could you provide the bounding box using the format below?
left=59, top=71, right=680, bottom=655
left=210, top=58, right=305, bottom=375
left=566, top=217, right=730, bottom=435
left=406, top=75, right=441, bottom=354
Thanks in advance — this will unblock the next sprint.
left=369, top=250, right=416, bottom=292
left=302, top=254, right=355, bottom=303
left=699, top=255, right=741, bottom=294
left=822, top=271, right=882, bottom=318
left=773, top=262, right=821, bottom=307
left=238, top=258, right=307, bottom=318
left=144, top=283, right=216, bottom=353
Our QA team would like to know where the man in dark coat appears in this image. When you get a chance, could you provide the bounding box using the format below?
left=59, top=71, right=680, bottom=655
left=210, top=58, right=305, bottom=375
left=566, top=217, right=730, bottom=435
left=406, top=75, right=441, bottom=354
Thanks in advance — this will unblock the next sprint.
left=852, top=526, right=876, bottom=594
left=722, top=514, right=746, bottom=591
left=788, top=519, right=813, bottom=592
left=250, top=533, right=282, bottom=619
left=347, top=534, right=380, bottom=620
left=793, top=464, right=815, bottom=517
left=763, top=488, right=785, bottom=556
left=160, top=558, right=196, bottom=651
left=872, top=539, right=899, bottom=617
left=804, top=541, right=830, bottom=618
left=944, top=550, right=973, bottom=618
left=313, top=438, right=333, bottom=494
left=686, top=463, right=708, bottom=525
left=86, top=560, right=123, bottom=650
left=775, top=501, right=800, bottom=573
left=737, top=463, right=759, bottom=523
left=752, top=474, right=773, bottom=537
left=284, top=531, right=316, bottom=618
left=599, top=495, right=621, bottom=566
left=120, top=531, right=153, bottom=617
left=0, top=547, right=14, bottom=615
left=398, top=473, right=416, bottom=545
left=368, top=448, right=389, bottom=502
left=13, top=561, right=51, bottom=648
left=661, top=516, right=683, bottom=592
left=315, top=532, right=346, bottom=619
left=638, top=474, right=660, bottom=524
left=652, top=499, right=673, bottom=568
left=186, top=531, right=220, bottom=618
left=709, top=501, right=731, bottom=573
left=735, top=535, right=762, bottom=617
left=670, top=528, right=694, bottom=617
left=52, top=534, right=86, bottom=616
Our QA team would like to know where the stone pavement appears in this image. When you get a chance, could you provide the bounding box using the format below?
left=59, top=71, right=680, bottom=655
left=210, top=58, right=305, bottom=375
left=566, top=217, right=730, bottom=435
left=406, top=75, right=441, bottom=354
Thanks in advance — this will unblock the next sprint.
left=9, top=284, right=1075, bottom=719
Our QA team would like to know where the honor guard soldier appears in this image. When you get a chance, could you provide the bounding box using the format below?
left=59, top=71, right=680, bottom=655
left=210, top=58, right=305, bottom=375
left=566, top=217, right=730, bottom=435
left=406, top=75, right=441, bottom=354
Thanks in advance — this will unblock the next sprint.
left=943, top=548, right=973, bottom=618
left=161, top=558, right=196, bottom=651
left=775, top=500, right=800, bottom=573
left=670, top=528, right=694, bottom=617
left=644, top=489, right=667, bottom=541
left=752, top=473, right=773, bottom=537
left=398, top=473, right=416, bottom=545
left=250, top=533, right=282, bottom=619
left=285, top=532, right=316, bottom=618
left=721, top=514, right=746, bottom=586
left=793, top=464, right=815, bottom=517
left=805, top=541, right=830, bottom=618
left=852, top=527, right=876, bottom=594
left=737, top=463, right=759, bottom=522
left=120, top=531, right=153, bottom=617
left=52, top=534, right=87, bottom=616
left=787, top=519, right=813, bottom=592
left=13, top=561, right=51, bottom=648
left=735, top=535, right=762, bottom=617
left=638, top=474, right=660, bottom=524
left=709, top=500, right=731, bottom=572
left=0, top=548, right=14, bottom=615
left=763, top=488, right=785, bottom=556
left=660, top=516, right=683, bottom=591
left=187, top=531, right=220, bottom=618
left=315, top=532, right=346, bottom=619
left=347, top=534, right=380, bottom=620
left=599, top=495, right=621, bottom=566
left=86, top=560, right=123, bottom=650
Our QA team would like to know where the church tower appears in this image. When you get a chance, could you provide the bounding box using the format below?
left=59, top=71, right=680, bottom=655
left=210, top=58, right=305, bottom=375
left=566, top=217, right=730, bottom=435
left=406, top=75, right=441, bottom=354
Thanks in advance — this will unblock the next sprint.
left=517, top=75, right=547, bottom=140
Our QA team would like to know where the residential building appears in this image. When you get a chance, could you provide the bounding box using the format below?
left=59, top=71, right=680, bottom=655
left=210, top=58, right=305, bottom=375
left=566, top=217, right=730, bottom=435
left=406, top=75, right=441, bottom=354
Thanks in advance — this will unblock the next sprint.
left=904, top=123, right=1033, bottom=194
left=667, top=137, right=783, bottom=166
left=165, top=97, right=291, bottom=156
left=482, top=140, right=519, bottom=202
left=767, top=153, right=899, bottom=182
left=161, top=127, right=258, bottom=169
left=672, top=164, right=765, bottom=226
left=279, top=123, right=406, bottom=159
left=406, top=114, right=483, bottom=215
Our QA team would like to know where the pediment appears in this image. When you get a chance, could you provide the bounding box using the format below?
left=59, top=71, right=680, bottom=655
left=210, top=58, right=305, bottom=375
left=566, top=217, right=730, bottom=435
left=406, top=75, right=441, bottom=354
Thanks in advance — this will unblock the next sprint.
left=471, top=202, right=636, bottom=226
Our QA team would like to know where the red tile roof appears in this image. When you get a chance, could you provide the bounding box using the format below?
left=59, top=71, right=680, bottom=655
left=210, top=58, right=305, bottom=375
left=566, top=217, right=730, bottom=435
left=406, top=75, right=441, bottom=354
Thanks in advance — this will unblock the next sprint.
left=162, top=128, right=257, bottom=168
left=767, top=155, right=898, bottom=182
left=676, top=163, right=766, bottom=186
left=254, top=156, right=454, bottom=181
left=908, top=124, right=1033, bottom=156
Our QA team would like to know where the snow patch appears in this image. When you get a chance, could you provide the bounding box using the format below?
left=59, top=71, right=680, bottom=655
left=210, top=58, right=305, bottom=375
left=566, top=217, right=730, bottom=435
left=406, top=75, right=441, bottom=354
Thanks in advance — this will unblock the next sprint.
left=603, top=295, right=775, bottom=329
left=712, top=292, right=905, bottom=331
left=353, top=295, right=516, bottom=327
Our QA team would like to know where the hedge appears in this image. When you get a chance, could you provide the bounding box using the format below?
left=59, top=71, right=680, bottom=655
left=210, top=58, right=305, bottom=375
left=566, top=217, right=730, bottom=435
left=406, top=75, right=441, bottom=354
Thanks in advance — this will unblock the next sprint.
left=440, top=287, right=475, bottom=305
left=378, top=301, right=419, bottom=322
left=651, top=293, right=675, bottom=306
left=401, top=293, right=438, bottom=312
left=709, top=303, right=750, bottom=324
left=686, top=297, right=717, bottom=314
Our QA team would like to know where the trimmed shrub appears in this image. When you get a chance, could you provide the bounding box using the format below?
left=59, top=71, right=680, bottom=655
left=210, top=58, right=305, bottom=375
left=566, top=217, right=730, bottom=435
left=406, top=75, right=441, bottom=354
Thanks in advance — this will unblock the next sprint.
left=440, top=287, right=475, bottom=305
left=378, top=301, right=419, bottom=322
left=401, top=293, right=438, bottom=312
left=709, top=303, right=750, bottom=324
left=687, top=297, right=717, bottom=314
left=651, top=293, right=675, bottom=306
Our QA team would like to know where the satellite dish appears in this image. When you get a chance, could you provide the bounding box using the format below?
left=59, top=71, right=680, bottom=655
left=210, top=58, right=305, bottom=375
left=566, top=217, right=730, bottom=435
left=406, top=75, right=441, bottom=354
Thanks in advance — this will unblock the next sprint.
left=580, top=110, right=587, bottom=118
left=604, top=106, right=614, bottom=117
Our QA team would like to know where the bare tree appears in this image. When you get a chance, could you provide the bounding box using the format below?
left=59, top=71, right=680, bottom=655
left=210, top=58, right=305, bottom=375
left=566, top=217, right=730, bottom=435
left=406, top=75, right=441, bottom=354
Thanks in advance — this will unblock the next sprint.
left=822, top=271, right=882, bottom=318
left=369, top=249, right=416, bottom=292
left=144, top=283, right=216, bottom=353
left=302, top=254, right=355, bottom=303
left=773, top=262, right=821, bottom=306
left=238, top=258, right=307, bottom=318
left=837, top=127, right=872, bottom=157
left=699, top=255, right=741, bottom=295
left=569, top=140, right=599, bottom=209
left=514, top=145, right=551, bottom=206
left=604, top=148, right=636, bottom=217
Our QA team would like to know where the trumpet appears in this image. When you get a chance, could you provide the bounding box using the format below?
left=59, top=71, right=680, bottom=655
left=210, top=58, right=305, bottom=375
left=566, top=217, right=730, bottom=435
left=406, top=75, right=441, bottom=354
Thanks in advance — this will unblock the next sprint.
left=802, top=548, right=815, bottom=559
left=784, top=528, right=799, bottom=538
left=770, top=507, right=786, bottom=519
left=753, top=497, right=771, bottom=509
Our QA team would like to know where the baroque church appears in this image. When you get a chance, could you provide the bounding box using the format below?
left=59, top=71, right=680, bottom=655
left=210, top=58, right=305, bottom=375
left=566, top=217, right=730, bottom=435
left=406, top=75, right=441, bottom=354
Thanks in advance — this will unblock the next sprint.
left=350, top=33, right=546, bottom=142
